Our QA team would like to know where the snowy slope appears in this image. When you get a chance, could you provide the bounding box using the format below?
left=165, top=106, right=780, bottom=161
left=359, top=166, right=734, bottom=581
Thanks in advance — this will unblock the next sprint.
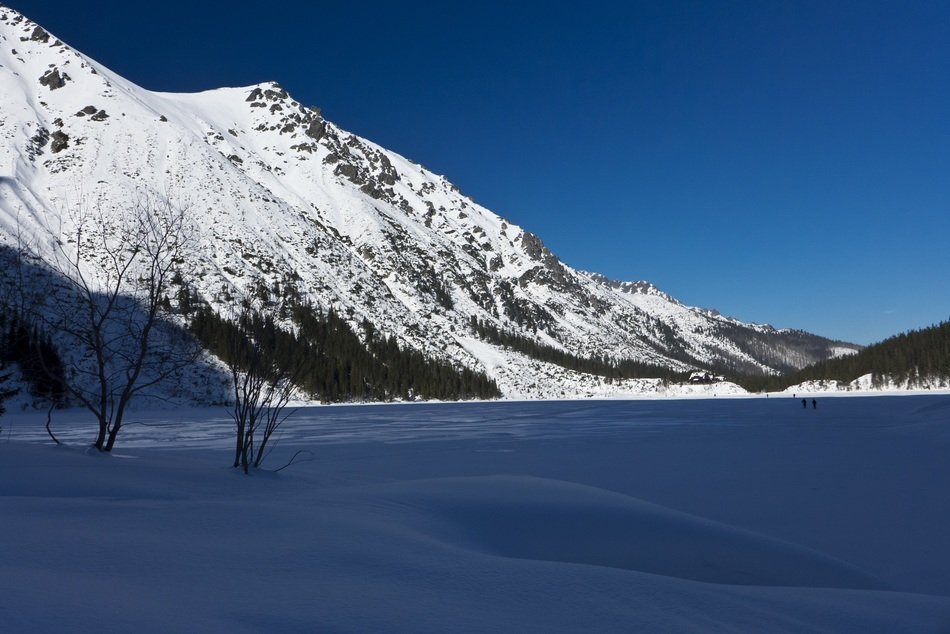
left=0, top=6, right=859, bottom=399
left=784, top=372, right=950, bottom=394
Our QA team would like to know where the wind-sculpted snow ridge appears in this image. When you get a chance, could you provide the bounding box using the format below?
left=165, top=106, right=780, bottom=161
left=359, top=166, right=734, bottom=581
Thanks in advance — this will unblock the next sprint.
left=363, top=475, right=885, bottom=589
left=0, top=5, right=860, bottom=400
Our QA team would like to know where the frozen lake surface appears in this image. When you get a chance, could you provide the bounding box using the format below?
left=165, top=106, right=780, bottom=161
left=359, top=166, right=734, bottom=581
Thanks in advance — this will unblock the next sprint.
left=2, top=395, right=950, bottom=631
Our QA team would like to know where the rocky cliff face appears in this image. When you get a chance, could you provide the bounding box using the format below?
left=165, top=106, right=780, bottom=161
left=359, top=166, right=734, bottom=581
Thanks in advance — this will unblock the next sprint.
left=0, top=5, right=859, bottom=399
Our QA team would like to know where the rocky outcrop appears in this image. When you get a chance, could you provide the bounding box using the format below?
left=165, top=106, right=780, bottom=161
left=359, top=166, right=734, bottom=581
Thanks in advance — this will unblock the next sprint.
left=39, top=67, right=69, bottom=90
left=29, top=25, right=49, bottom=43
left=50, top=130, right=69, bottom=153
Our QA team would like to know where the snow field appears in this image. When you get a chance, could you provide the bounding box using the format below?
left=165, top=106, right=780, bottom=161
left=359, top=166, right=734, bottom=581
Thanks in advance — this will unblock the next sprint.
left=2, top=395, right=950, bottom=631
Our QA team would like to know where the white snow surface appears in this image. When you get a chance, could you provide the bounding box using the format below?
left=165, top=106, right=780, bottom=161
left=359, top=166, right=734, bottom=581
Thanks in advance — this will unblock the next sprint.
left=2, top=395, right=950, bottom=632
left=0, top=6, right=867, bottom=401
left=785, top=372, right=950, bottom=395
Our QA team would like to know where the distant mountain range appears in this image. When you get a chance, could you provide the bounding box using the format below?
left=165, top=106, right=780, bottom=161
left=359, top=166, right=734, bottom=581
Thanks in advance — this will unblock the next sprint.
left=0, top=5, right=862, bottom=400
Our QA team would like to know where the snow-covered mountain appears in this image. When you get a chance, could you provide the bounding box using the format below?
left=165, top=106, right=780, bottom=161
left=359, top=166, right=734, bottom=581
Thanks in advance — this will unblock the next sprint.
left=0, top=6, right=858, bottom=399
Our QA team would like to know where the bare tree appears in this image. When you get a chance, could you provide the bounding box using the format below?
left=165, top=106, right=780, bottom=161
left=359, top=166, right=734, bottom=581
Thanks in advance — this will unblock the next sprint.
left=30, top=193, right=198, bottom=451
left=225, top=310, right=297, bottom=473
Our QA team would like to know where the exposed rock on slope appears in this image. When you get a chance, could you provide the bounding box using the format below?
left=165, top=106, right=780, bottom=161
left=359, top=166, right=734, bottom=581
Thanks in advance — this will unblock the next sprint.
left=0, top=5, right=858, bottom=399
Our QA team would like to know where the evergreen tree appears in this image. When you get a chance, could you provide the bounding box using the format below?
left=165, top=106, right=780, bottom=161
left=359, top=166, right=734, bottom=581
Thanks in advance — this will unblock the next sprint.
left=735, top=319, right=950, bottom=392
left=469, top=318, right=686, bottom=382
left=189, top=303, right=501, bottom=403
left=0, top=311, right=66, bottom=407
left=0, top=362, right=17, bottom=417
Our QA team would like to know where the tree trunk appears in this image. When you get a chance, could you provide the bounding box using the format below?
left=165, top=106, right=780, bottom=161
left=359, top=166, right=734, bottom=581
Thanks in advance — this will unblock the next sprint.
left=104, top=422, right=121, bottom=452
left=94, top=417, right=107, bottom=451
left=233, top=420, right=244, bottom=468
left=240, top=431, right=251, bottom=474
left=45, top=405, right=60, bottom=445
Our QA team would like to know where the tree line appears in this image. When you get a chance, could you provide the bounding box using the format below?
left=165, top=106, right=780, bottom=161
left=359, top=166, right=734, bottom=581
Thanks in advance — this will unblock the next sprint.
left=3, top=189, right=945, bottom=457
left=0, top=193, right=499, bottom=458
left=0, top=311, right=67, bottom=408
left=735, top=320, right=950, bottom=392
left=191, top=303, right=501, bottom=403
left=469, top=317, right=687, bottom=382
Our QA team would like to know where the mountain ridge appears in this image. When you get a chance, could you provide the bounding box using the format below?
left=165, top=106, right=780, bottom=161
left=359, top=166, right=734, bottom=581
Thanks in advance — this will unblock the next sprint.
left=0, top=5, right=859, bottom=400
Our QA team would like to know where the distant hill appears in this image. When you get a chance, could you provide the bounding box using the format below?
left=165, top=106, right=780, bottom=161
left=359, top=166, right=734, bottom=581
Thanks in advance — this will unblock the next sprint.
left=738, top=320, right=950, bottom=392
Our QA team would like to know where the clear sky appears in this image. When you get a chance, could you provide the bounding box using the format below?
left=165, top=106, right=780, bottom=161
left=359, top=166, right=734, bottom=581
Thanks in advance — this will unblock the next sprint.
left=8, top=0, right=950, bottom=345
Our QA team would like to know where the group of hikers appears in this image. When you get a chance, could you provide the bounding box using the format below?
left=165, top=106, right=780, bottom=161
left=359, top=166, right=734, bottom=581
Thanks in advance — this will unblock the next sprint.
left=793, top=394, right=818, bottom=409
left=767, top=394, right=819, bottom=408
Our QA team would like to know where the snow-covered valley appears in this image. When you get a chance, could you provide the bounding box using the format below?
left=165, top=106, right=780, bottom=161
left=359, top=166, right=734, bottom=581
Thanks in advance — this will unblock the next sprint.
left=2, top=3, right=947, bottom=631
left=3, top=394, right=950, bottom=632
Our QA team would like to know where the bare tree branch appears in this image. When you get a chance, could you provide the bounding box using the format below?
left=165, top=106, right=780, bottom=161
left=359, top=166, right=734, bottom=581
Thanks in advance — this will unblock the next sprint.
left=271, top=450, right=315, bottom=473
left=224, top=306, right=301, bottom=473
left=45, top=403, right=59, bottom=445
left=14, top=191, right=200, bottom=451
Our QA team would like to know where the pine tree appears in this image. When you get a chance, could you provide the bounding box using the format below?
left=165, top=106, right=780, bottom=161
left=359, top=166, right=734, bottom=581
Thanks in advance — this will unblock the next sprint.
left=735, top=319, right=950, bottom=392
left=0, top=363, right=17, bottom=417
left=189, top=303, right=500, bottom=403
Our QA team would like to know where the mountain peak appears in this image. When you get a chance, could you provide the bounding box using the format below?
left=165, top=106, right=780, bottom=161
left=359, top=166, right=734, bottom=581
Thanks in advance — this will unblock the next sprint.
left=0, top=5, right=858, bottom=399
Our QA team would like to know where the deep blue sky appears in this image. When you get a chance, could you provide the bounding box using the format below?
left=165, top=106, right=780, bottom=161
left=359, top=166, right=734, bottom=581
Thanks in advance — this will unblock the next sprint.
left=9, top=1, right=950, bottom=344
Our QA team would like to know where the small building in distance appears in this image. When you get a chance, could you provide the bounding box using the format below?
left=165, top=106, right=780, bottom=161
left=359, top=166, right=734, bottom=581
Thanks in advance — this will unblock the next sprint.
left=688, top=371, right=726, bottom=384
